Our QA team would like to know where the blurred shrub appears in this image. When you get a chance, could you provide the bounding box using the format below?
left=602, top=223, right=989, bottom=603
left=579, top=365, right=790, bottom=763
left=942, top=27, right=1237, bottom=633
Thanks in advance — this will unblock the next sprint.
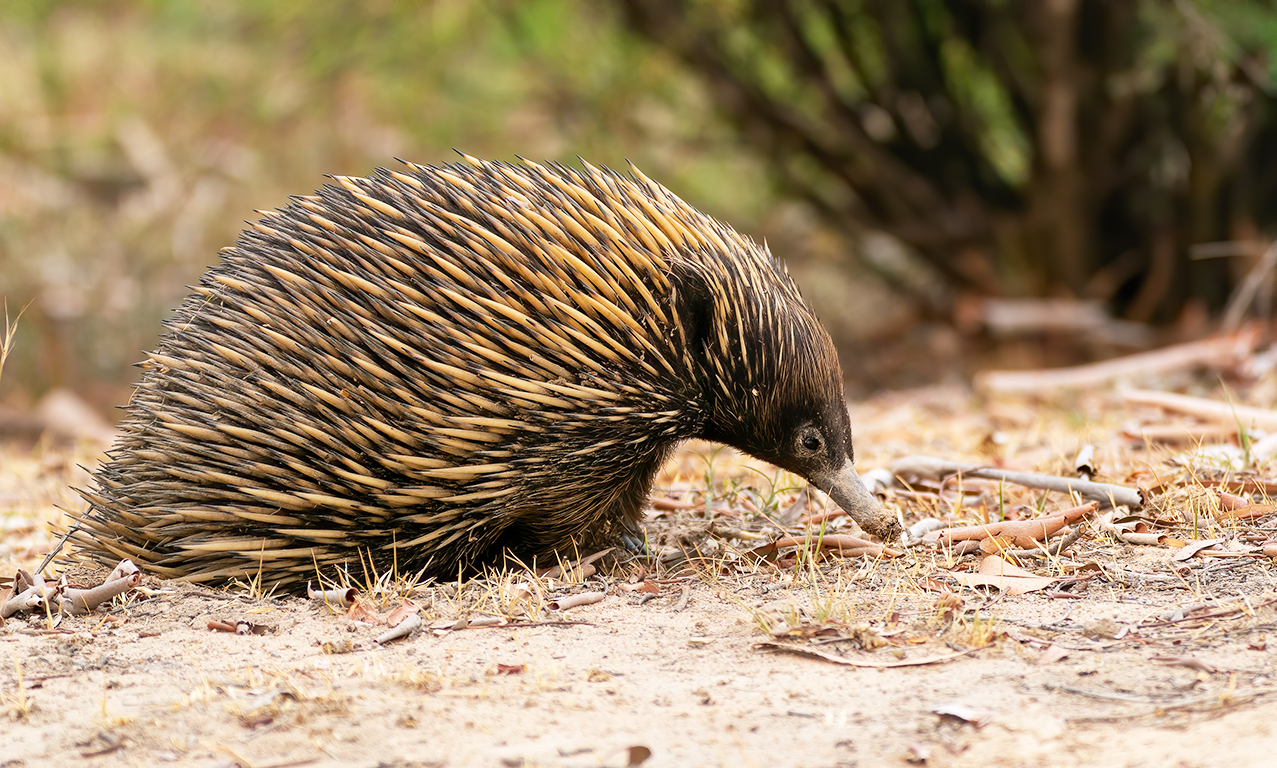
left=0, top=0, right=796, bottom=403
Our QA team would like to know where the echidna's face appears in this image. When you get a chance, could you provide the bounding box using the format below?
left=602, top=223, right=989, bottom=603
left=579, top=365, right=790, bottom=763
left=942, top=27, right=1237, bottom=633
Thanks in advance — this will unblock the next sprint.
left=729, top=364, right=856, bottom=493
left=667, top=232, right=898, bottom=540
left=695, top=303, right=899, bottom=542
left=749, top=366, right=899, bottom=542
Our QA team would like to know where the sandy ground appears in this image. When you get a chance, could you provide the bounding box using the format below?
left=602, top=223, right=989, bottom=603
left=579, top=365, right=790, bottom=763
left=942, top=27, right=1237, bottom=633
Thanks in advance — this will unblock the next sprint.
left=4, top=564, right=1277, bottom=768
left=4, top=387, right=1277, bottom=767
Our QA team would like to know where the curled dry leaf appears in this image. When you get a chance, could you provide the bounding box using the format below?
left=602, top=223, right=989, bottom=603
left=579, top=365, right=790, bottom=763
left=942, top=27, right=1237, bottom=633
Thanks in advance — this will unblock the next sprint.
left=942, top=502, right=1096, bottom=548
left=1171, top=539, right=1226, bottom=562
left=1074, top=444, right=1098, bottom=477
left=1038, top=644, right=1071, bottom=664
left=1151, top=655, right=1219, bottom=673
left=548, top=591, right=606, bottom=611
left=979, top=535, right=1018, bottom=555
left=375, top=612, right=423, bottom=644
left=384, top=598, right=420, bottom=627
left=1216, top=490, right=1250, bottom=511
left=308, top=583, right=357, bottom=607
left=58, top=570, right=141, bottom=615
left=1217, top=504, right=1277, bottom=521
left=1120, top=532, right=1168, bottom=546
left=505, top=581, right=535, bottom=604
left=345, top=599, right=379, bottom=624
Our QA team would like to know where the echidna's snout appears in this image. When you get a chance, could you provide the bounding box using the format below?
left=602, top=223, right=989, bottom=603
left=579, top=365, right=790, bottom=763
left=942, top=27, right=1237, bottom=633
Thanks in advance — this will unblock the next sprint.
left=811, top=460, right=900, bottom=542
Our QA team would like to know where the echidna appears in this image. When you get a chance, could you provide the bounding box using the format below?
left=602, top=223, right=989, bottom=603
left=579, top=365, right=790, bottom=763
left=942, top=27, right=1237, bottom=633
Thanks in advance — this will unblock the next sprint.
left=70, top=155, right=898, bottom=589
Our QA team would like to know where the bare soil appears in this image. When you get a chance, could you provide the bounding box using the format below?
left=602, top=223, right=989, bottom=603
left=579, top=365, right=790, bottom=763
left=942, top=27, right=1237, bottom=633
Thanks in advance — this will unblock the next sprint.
left=4, top=386, right=1277, bottom=768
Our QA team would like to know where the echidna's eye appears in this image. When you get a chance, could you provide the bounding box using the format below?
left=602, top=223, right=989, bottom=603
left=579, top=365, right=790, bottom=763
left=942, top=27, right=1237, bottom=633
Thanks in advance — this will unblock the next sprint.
left=796, top=427, right=823, bottom=456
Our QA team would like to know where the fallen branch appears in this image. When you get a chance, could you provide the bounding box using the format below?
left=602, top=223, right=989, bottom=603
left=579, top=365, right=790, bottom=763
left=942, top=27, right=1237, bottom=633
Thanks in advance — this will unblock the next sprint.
left=973, top=327, right=1259, bottom=394
left=890, top=456, right=1142, bottom=508
left=1121, top=388, right=1277, bottom=431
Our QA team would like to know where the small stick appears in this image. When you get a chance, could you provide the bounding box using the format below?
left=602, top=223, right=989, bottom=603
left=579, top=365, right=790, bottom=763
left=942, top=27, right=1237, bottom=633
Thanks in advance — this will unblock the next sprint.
left=1004, top=526, right=1087, bottom=560
left=773, top=535, right=904, bottom=559
left=890, top=456, right=1142, bottom=508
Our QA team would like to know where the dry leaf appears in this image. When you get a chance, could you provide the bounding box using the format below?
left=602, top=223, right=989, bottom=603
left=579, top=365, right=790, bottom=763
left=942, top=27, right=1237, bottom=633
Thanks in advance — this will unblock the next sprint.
left=951, top=556, right=1058, bottom=595
left=384, top=598, right=419, bottom=627
left=623, top=745, right=652, bottom=767
left=1171, top=539, right=1225, bottom=562
left=932, top=702, right=992, bottom=727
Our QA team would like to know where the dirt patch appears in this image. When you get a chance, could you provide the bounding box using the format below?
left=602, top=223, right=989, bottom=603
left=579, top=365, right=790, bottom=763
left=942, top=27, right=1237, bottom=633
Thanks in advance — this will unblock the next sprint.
left=5, top=568, right=1277, bottom=768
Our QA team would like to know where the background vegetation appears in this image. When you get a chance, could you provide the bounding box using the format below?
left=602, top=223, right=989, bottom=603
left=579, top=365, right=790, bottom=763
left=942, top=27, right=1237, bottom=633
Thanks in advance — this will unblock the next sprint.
left=621, top=1, right=1277, bottom=322
left=1, top=1, right=1275, bottom=411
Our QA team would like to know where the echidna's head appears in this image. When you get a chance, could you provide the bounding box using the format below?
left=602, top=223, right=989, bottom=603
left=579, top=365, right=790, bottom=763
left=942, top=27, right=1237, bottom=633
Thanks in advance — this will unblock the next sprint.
left=675, top=244, right=900, bottom=542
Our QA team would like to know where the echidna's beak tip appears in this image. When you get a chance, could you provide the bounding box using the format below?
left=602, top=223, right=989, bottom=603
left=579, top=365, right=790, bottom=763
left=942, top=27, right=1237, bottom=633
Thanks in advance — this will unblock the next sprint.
left=812, top=459, right=901, bottom=542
